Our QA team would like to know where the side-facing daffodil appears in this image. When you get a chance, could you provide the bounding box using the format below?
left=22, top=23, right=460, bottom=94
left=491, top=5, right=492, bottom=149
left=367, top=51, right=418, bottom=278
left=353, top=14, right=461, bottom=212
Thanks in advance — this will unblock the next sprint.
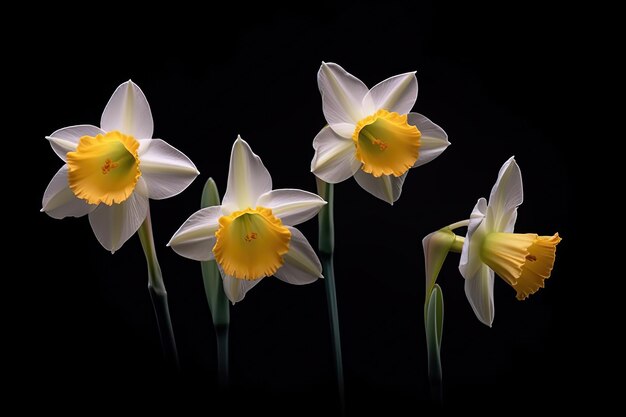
left=42, top=81, right=199, bottom=253
left=311, top=62, right=449, bottom=204
left=459, top=157, right=561, bottom=326
left=169, top=137, right=326, bottom=303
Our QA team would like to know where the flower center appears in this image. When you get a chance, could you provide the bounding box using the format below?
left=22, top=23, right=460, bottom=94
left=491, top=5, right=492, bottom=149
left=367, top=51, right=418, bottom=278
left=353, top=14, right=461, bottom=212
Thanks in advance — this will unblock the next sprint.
left=213, top=207, right=291, bottom=280
left=352, top=109, right=421, bottom=177
left=66, top=131, right=141, bottom=206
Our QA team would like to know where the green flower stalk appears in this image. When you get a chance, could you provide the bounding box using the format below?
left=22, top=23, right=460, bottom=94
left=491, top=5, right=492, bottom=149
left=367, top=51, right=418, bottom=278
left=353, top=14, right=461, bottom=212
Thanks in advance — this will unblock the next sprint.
left=422, top=225, right=464, bottom=402
left=200, top=178, right=230, bottom=387
left=316, top=178, right=344, bottom=413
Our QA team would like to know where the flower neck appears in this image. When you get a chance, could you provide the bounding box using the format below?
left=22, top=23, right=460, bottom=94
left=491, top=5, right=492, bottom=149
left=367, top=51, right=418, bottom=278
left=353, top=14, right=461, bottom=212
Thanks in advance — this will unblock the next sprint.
left=449, top=235, right=465, bottom=253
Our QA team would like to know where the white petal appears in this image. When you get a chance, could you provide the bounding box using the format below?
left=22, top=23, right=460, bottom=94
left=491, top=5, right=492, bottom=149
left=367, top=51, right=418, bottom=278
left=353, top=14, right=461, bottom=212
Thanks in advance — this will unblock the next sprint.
left=362, top=72, right=418, bottom=115
left=328, top=122, right=358, bottom=139
left=502, top=210, right=518, bottom=234
left=318, top=62, right=368, bottom=134
left=407, top=113, right=450, bottom=168
left=275, top=227, right=322, bottom=285
left=459, top=198, right=488, bottom=278
left=222, top=137, right=272, bottom=213
left=88, top=180, right=149, bottom=253
left=46, top=125, right=105, bottom=161
left=274, top=263, right=321, bottom=286
left=353, top=170, right=408, bottom=205
left=138, top=139, right=199, bottom=200
left=221, top=270, right=263, bottom=304
left=168, top=206, right=222, bottom=261
left=100, top=80, right=154, bottom=139
left=486, top=157, right=523, bottom=233
left=41, top=165, right=96, bottom=219
left=311, top=126, right=360, bottom=183
left=464, top=264, right=495, bottom=327
left=256, top=189, right=326, bottom=227
left=459, top=198, right=495, bottom=327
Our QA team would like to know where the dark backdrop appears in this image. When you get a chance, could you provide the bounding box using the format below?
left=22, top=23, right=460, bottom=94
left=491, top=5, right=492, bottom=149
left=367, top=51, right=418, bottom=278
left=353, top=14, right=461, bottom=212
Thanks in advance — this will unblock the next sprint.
left=18, top=2, right=579, bottom=414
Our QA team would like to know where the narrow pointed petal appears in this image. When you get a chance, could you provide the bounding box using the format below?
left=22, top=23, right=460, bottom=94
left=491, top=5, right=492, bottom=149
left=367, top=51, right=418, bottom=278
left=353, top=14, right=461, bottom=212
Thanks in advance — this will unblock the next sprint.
left=275, top=227, right=322, bottom=285
left=100, top=80, right=154, bottom=139
left=318, top=62, right=368, bottom=134
left=221, top=271, right=263, bottom=304
left=362, top=72, right=418, bottom=115
left=88, top=180, right=149, bottom=253
left=46, top=125, right=105, bottom=161
left=138, top=139, right=199, bottom=200
left=458, top=198, right=494, bottom=326
left=459, top=198, right=488, bottom=277
left=274, top=262, right=321, bottom=285
left=256, top=189, right=326, bottom=226
left=42, top=165, right=96, bottom=219
left=464, top=264, right=495, bottom=327
left=311, top=126, right=360, bottom=183
left=353, top=170, right=408, bottom=204
left=407, top=113, right=450, bottom=168
left=487, top=157, right=523, bottom=233
left=168, top=206, right=222, bottom=261
left=222, top=137, right=272, bottom=213
left=327, top=122, right=358, bottom=139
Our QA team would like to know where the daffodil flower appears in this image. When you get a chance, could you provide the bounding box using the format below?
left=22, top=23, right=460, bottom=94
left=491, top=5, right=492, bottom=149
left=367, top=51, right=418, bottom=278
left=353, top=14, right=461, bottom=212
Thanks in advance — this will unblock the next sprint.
left=169, top=137, right=326, bottom=303
left=42, top=81, right=199, bottom=253
left=311, top=62, right=450, bottom=204
left=459, top=157, right=561, bottom=326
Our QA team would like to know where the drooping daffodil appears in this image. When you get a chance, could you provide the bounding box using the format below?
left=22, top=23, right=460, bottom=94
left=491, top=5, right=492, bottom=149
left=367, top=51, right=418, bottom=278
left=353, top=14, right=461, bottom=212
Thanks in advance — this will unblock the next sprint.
left=169, top=137, right=326, bottom=303
left=41, top=80, right=199, bottom=253
left=311, top=62, right=450, bottom=204
left=459, top=157, right=561, bottom=326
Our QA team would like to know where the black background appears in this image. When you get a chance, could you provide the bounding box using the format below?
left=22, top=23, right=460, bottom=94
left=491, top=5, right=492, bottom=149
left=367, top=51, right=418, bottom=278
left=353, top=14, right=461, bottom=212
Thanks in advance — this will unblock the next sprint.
left=18, top=2, right=580, bottom=414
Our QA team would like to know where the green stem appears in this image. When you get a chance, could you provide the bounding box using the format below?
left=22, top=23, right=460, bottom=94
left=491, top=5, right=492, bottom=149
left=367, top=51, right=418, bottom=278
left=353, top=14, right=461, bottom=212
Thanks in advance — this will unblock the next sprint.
left=200, top=178, right=230, bottom=387
left=138, top=206, right=180, bottom=371
left=449, top=235, right=465, bottom=253
left=215, top=325, right=229, bottom=388
left=201, top=259, right=231, bottom=387
left=316, top=178, right=345, bottom=414
left=425, top=285, right=444, bottom=405
left=317, top=178, right=334, bottom=254
left=421, top=221, right=468, bottom=404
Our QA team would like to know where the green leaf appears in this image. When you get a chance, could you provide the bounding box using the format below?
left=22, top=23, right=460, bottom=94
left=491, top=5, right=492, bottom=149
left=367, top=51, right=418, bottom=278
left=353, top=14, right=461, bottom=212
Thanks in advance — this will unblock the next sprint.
left=200, top=178, right=230, bottom=328
left=201, top=177, right=221, bottom=209
left=425, top=284, right=444, bottom=383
